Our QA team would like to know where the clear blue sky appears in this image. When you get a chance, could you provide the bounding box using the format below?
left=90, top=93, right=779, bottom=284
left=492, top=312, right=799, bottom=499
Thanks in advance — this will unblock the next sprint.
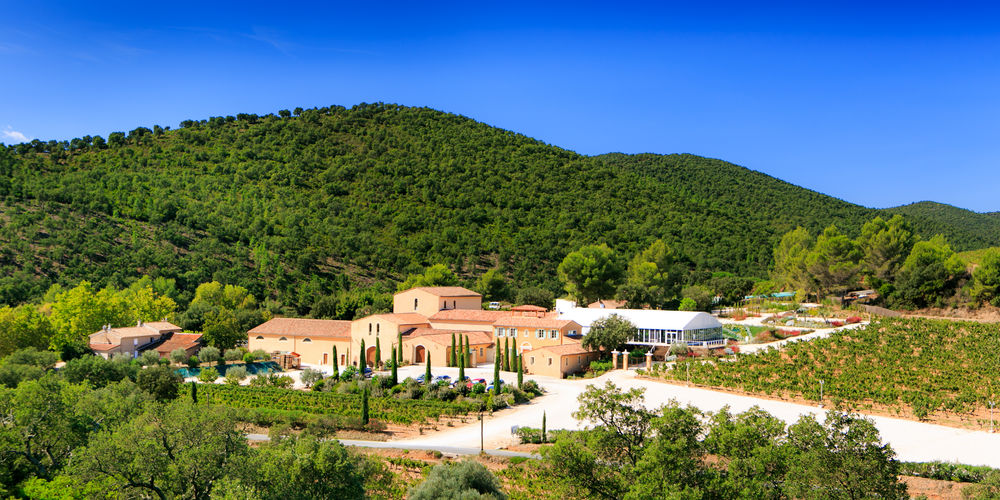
left=2, top=2, right=999, bottom=211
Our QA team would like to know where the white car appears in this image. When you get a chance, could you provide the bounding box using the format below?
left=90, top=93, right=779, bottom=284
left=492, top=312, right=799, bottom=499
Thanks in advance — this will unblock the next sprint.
left=488, top=302, right=500, bottom=309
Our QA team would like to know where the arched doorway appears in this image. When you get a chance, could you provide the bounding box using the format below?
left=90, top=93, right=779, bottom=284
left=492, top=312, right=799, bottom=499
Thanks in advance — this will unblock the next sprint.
left=414, top=345, right=426, bottom=364
left=520, top=342, right=532, bottom=353
left=366, top=346, right=377, bottom=366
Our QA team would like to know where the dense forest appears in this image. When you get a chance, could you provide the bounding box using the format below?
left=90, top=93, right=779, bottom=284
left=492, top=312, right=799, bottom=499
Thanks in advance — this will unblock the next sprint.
left=1, top=103, right=998, bottom=314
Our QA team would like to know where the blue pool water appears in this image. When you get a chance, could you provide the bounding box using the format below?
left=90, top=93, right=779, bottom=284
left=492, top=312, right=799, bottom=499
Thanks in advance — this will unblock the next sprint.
left=175, top=361, right=281, bottom=378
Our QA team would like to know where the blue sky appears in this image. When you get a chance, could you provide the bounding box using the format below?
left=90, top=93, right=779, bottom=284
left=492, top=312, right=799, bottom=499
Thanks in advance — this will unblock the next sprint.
left=2, top=2, right=999, bottom=211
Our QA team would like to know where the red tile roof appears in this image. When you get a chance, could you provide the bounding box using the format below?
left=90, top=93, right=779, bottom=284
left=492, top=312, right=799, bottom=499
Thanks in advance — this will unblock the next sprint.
left=407, top=286, right=480, bottom=297
left=248, top=318, right=352, bottom=339
left=428, top=309, right=513, bottom=322
left=155, top=333, right=203, bottom=354
left=512, top=305, right=547, bottom=312
left=89, top=321, right=182, bottom=345
left=405, top=328, right=493, bottom=346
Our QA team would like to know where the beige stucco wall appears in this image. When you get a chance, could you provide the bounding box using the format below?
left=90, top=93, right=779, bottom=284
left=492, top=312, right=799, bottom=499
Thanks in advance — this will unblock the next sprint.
left=349, top=316, right=429, bottom=367
left=523, top=350, right=599, bottom=378
left=393, top=289, right=482, bottom=317
left=401, top=338, right=494, bottom=367
left=247, top=333, right=351, bottom=367
left=494, top=322, right=582, bottom=354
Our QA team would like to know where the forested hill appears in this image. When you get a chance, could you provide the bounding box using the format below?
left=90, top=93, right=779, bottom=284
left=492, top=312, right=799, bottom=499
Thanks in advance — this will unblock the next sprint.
left=884, top=201, right=1000, bottom=251
left=0, top=103, right=995, bottom=313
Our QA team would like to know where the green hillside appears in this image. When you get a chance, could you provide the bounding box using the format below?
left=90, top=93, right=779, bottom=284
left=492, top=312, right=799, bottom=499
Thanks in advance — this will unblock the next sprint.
left=0, top=103, right=996, bottom=313
left=884, top=201, right=1000, bottom=251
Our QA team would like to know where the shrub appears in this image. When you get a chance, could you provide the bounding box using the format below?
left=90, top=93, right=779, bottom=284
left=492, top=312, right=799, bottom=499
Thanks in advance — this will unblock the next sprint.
left=520, top=380, right=542, bottom=397
left=199, top=346, right=221, bottom=364
left=170, top=348, right=189, bottom=364
left=251, top=349, right=269, bottom=360
left=242, top=352, right=256, bottom=363
left=224, top=348, right=243, bottom=362
left=187, top=356, right=200, bottom=369
left=301, top=368, right=324, bottom=388
left=138, top=350, right=161, bottom=367
left=225, top=365, right=248, bottom=385
left=198, top=366, right=220, bottom=383
left=589, top=360, right=612, bottom=374
left=408, top=461, right=507, bottom=500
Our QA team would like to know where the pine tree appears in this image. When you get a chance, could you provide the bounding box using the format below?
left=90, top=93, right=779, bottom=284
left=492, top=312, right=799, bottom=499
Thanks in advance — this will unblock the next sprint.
left=391, top=346, right=398, bottom=385
left=332, top=345, right=339, bottom=380
left=360, top=339, right=366, bottom=372
left=450, top=332, right=457, bottom=367
left=517, top=354, right=523, bottom=387
left=542, top=411, right=547, bottom=443
left=375, top=337, right=382, bottom=369
left=362, top=387, right=370, bottom=425
left=425, top=352, right=432, bottom=384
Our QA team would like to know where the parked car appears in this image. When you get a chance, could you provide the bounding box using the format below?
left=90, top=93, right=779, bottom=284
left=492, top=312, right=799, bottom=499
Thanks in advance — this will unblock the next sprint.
left=434, top=375, right=452, bottom=382
left=488, top=302, right=501, bottom=309
left=466, top=377, right=487, bottom=389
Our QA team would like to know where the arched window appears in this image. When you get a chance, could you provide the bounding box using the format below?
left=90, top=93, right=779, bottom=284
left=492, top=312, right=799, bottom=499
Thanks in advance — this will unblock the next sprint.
left=279, top=337, right=287, bottom=341
left=303, top=338, right=312, bottom=343
left=255, top=336, right=264, bottom=340
left=376, top=323, right=380, bottom=333
left=368, top=323, right=372, bottom=333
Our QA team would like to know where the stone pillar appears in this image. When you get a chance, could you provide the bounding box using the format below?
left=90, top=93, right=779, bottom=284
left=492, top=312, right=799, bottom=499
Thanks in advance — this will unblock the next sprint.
left=611, top=350, right=619, bottom=370
left=620, top=351, right=628, bottom=370
left=645, top=351, right=652, bottom=371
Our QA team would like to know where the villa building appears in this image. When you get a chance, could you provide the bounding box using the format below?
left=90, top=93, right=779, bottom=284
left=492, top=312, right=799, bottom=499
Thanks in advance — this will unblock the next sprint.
left=89, top=321, right=185, bottom=359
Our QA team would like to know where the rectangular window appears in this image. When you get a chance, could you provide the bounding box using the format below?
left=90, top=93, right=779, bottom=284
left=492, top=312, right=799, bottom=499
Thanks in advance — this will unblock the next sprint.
left=550, top=329, right=558, bottom=339
left=510, top=328, right=517, bottom=338
left=530, top=356, right=535, bottom=365
left=570, top=330, right=577, bottom=336
left=536, top=329, right=545, bottom=339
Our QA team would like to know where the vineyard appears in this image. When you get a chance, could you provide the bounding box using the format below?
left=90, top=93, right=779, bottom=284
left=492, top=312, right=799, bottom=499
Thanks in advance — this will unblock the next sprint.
left=197, top=384, right=482, bottom=425
left=656, top=317, right=1000, bottom=421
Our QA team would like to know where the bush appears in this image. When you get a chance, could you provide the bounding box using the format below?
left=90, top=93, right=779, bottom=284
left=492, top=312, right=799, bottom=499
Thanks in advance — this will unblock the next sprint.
left=198, top=366, right=220, bottom=383
left=225, top=365, right=248, bottom=385
left=251, top=349, right=269, bottom=360
left=224, top=348, right=243, bottom=362
left=301, top=368, right=324, bottom=388
left=408, top=460, right=506, bottom=500
left=199, top=346, right=221, bottom=364
left=187, top=356, right=200, bottom=369
left=520, top=380, right=542, bottom=397
left=242, top=352, right=256, bottom=363
left=138, top=350, right=161, bottom=367
left=589, top=360, right=612, bottom=374
left=170, top=348, right=189, bottom=364
left=137, top=364, right=182, bottom=401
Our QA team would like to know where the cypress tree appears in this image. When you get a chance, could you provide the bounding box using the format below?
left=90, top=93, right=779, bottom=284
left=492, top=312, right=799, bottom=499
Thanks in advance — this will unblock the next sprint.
left=362, top=387, right=370, bottom=425
left=190, top=381, right=197, bottom=403
left=450, top=332, right=456, bottom=367
left=493, top=343, right=501, bottom=395
left=360, top=339, right=366, bottom=372
left=458, top=345, right=465, bottom=383
left=542, top=411, right=547, bottom=443
left=375, top=337, right=382, bottom=369
left=391, top=346, right=398, bottom=385
left=332, top=345, right=340, bottom=381
left=425, top=352, right=432, bottom=384
left=517, top=354, right=523, bottom=388
left=465, top=335, right=471, bottom=365
left=398, top=332, right=404, bottom=365
left=504, top=338, right=510, bottom=371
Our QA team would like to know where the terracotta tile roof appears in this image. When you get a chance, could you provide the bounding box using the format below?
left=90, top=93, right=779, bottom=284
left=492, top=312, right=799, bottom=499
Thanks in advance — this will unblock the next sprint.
left=248, top=318, right=352, bottom=339
left=155, top=333, right=203, bottom=354
left=533, top=343, right=595, bottom=356
left=512, top=305, right=547, bottom=312
left=408, top=286, right=480, bottom=297
left=492, top=316, right=581, bottom=329
left=89, top=321, right=182, bottom=345
left=405, top=328, right=493, bottom=346
left=369, top=313, right=429, bottom=325
left=428, top=309, right=513, bottom=322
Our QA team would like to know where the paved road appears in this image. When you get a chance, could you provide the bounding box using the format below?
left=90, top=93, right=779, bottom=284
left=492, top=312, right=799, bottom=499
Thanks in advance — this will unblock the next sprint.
left=246, top=433, right=539, bottom=459
left=385, top=365, right=1000, bottom=468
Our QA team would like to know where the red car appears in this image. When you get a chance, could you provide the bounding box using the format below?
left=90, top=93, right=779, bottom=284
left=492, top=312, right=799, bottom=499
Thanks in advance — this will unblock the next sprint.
left=466, top=378, right=487, bottom=388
